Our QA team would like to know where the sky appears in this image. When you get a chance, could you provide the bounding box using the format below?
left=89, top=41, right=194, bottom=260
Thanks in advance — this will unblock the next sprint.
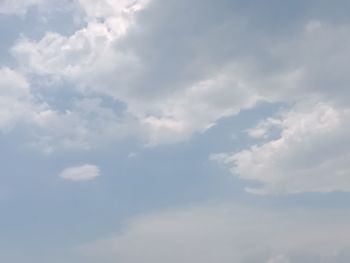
left=1, top=0, right=350, bottom=262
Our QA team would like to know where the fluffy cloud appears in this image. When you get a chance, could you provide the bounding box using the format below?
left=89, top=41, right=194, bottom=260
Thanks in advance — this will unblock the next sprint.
left=10, top=0, right=153, bottom=148
left=11, top=22, right=137, bottom=80
left=59, top=164, right=101, bottom=181
left=78, top=204, right=350, bottom=263
left=212, top=102, right=350, bottom=194
left=11, top=0, right=147, bottom=81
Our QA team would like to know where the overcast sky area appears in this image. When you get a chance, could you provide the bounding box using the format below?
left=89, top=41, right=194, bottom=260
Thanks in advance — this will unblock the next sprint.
left=1, top=0, right=350, bottom=262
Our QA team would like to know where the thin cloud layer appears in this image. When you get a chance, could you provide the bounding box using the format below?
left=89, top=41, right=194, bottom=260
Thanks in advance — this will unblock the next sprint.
left=79, top=204, right=350, bottom=263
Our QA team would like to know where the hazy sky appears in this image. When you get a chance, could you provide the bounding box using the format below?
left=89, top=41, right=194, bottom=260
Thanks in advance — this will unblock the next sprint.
left=1, top=0, right=350, bottom=262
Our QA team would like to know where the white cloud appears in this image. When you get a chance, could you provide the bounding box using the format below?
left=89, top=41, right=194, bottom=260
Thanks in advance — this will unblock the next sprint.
left=59, top=164, right=101, bottom=181
left=212, top=102, right=350, bottom=195
left=78, top=204, right=350, bottom=263
left=12, top=24, right=136, bottom=80
left=0, top=67, right=48, bottom=131
left=11, top=0, right=147, bottom=81
left=0, top=67, right=132, bottom=153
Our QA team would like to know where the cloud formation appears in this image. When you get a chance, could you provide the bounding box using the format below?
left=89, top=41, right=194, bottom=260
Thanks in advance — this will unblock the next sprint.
left=59, top=164, right=101, bottom=181
left=10, top=0, right=350, bottom=148
left=212, top=103, right=350, bottom=194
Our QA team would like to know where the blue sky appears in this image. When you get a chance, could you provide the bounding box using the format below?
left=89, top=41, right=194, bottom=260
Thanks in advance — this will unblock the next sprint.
left=1, top=0, right=350, bottom=262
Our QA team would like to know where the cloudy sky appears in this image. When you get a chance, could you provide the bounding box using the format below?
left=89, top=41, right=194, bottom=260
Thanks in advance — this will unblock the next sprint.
left=1, top=0, right=350, bottom=262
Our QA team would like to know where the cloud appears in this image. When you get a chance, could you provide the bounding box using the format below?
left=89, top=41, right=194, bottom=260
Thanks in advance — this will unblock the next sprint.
left=8, top=0, right=350, bottom=151
left=11, top=0, right=147, bottom=80
left=30, top=97, right=139, bottom=153
left=212, top=102, right=350, bottom=195
left=0, top=67, right=134, bottom=153
left=206, top=20, right=350, bottom=195
left=78, top=204, right=350, bottom=263
left=58, top=164, right=101, bottom=181
left=10, top=0, right=267, bottom=146
left=0, top=67, right=49, bottom=131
